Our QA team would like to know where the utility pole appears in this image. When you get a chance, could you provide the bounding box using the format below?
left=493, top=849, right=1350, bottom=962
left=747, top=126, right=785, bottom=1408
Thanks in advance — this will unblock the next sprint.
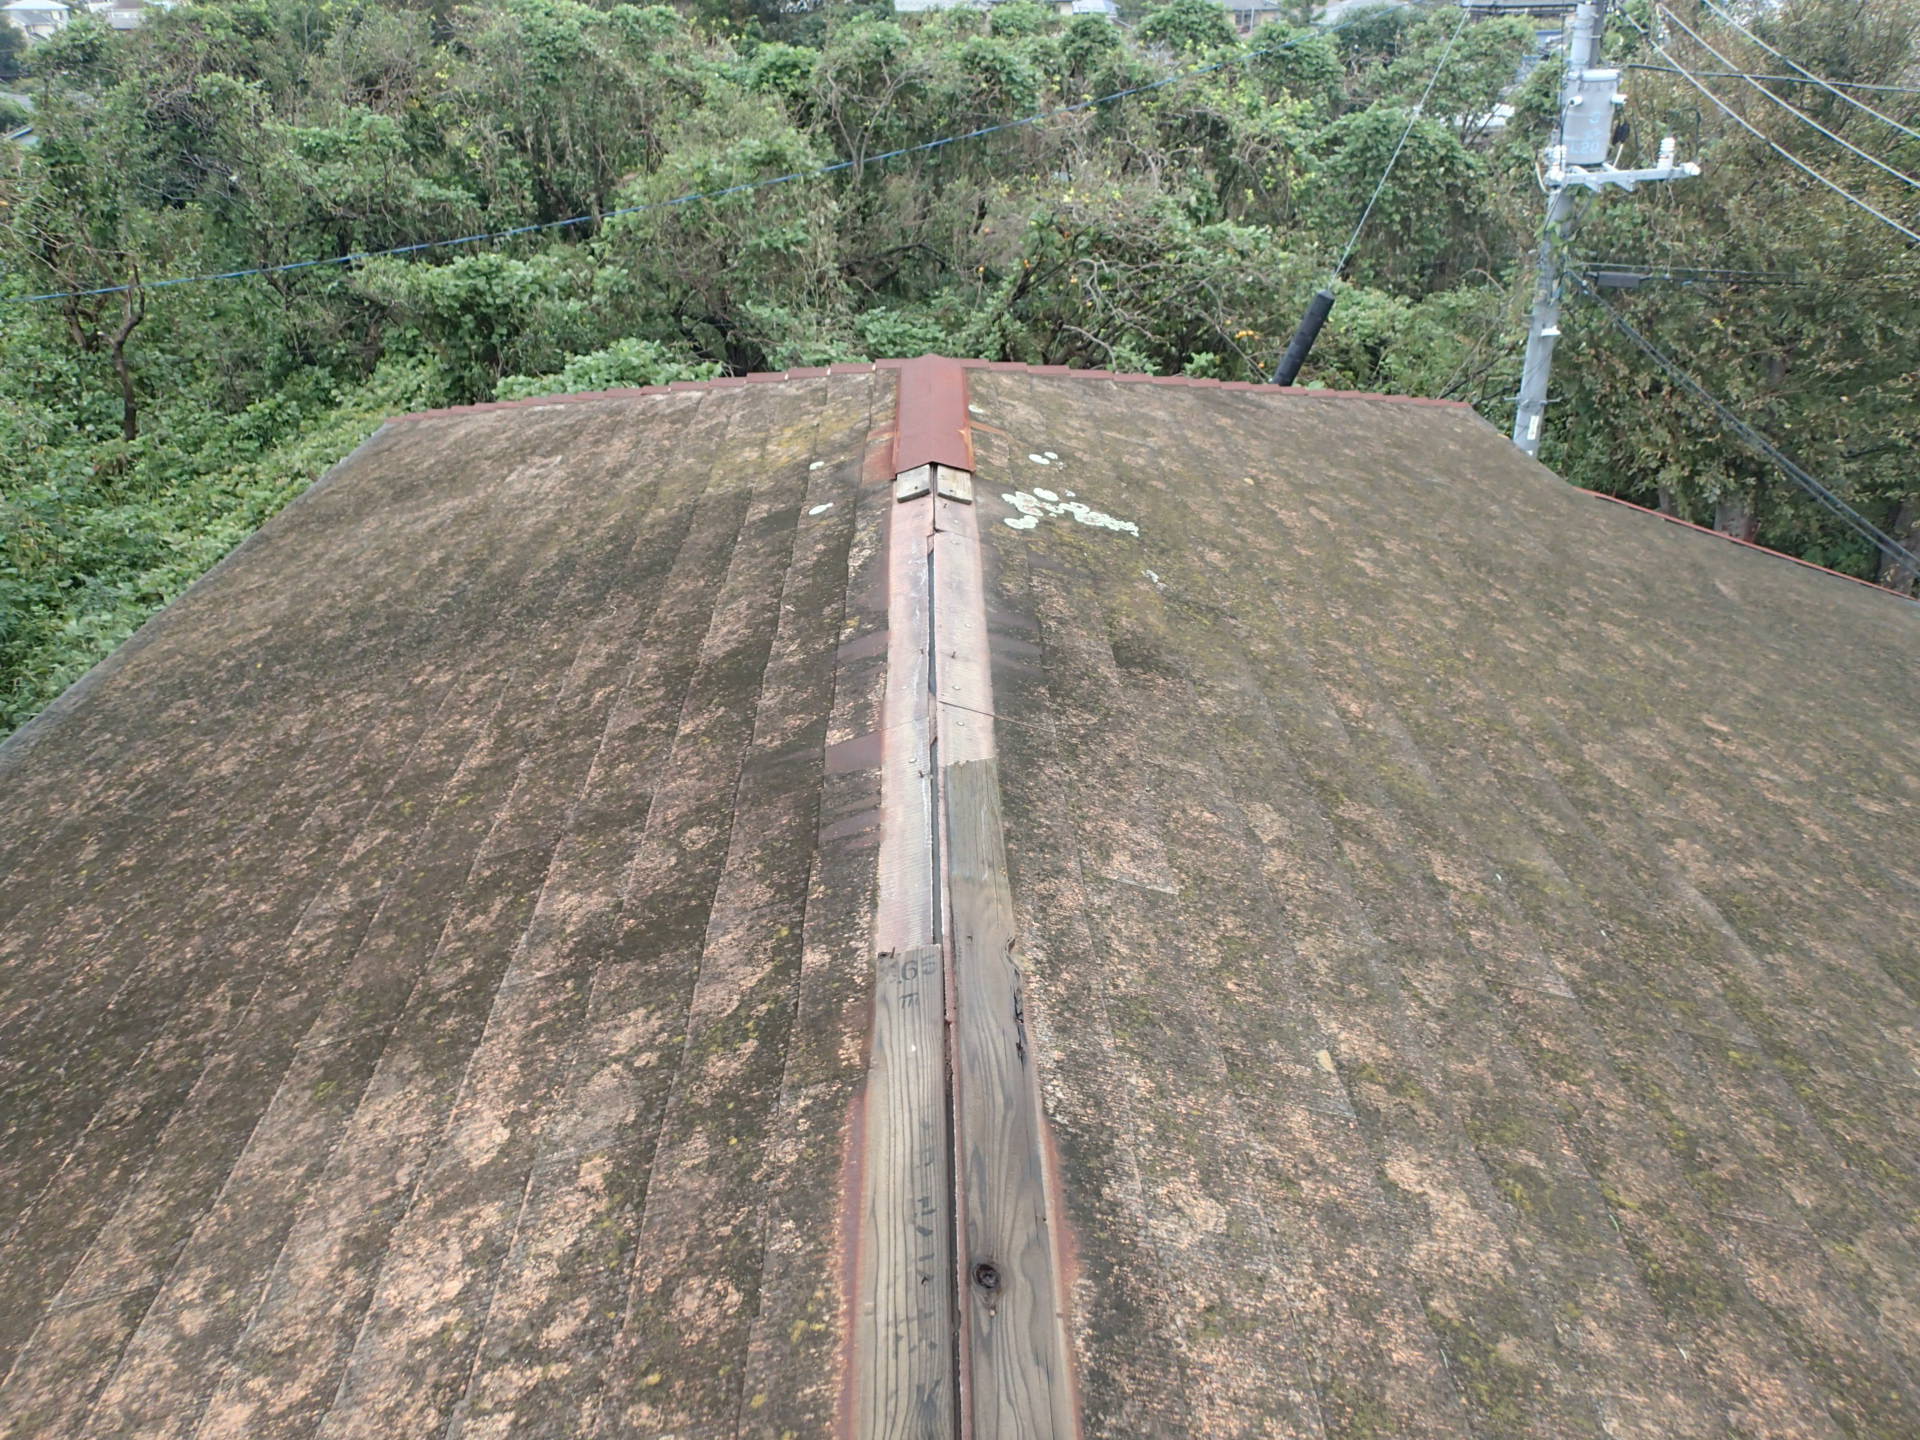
left=1512, top=1, right=1700, bottom=456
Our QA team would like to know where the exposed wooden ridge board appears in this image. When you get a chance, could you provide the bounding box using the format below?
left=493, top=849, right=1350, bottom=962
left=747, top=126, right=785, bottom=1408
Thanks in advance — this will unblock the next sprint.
left=859, top=944, right=956, bottom=1438
left=894, top=464, right=975, bottom=506
left=851, top=359, right=1075, bottom=1440
left=945, top=759, right=1074, bottom=1440
left=932, top=477, right=1075, bottom=1439
left=855, top=431, right=954, bottom=1438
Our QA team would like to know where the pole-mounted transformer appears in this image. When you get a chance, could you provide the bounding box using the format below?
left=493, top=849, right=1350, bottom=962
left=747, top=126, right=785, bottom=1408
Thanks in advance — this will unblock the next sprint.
left=1511, top=1, right=1700, bottom=456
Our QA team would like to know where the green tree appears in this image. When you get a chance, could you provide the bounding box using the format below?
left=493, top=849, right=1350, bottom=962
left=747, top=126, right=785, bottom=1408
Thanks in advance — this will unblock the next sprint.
left=496, top=335, right=720, bottom=397
left=599, top=93, right=846, bottom=372
left=1138, top=0, right=1240, bottom=58
left=1539, top=0, right=1920, bottom=580
left=1300, top=105, right=1487, bottom=289
left=0, top=23, right=28, bottom=85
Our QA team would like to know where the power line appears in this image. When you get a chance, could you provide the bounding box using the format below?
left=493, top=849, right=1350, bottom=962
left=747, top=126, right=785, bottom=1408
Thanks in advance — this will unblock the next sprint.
left=1, top=2, right=1433, bottom=308
left=1331, top=6, right=1471, bottom=280
left=1571, top=259, right=1915, bottom=290
left=1570, top=270, right=1920, bottom=579
left=1658, top=4, right=1918, bottom=191
left=1695, top=0, right=1920, bottom=142
left=1576, top=257, right=1913, bottom=282
left=1578, top=260, right=1798, bottom=277
left=1619, top=9, right=1920, bottom=244
left=1623, top=64, right=1920, bottom=99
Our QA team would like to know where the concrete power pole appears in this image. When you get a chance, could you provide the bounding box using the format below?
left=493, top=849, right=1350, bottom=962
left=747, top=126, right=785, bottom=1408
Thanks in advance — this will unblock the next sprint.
left=1512, top=1, right=1700, bottom=456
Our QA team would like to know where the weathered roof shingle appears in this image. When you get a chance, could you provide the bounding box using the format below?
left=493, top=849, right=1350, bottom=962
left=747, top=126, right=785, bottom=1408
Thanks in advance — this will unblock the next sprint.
left=2, top=361, right=1917, bottom=1440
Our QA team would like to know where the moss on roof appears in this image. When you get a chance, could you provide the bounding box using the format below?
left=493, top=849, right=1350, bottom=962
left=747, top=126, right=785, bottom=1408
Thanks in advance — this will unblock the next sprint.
left=2, top=363, right=1916, bottom=1438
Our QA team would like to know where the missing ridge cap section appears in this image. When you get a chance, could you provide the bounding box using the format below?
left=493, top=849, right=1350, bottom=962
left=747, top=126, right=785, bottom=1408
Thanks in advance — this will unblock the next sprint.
left=852, top=361, right=1075, bottom=1440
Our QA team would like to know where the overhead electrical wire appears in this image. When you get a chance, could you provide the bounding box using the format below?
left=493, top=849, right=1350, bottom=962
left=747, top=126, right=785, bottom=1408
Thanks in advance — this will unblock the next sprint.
left=2, top=1, right=1445, bottom=308
left=1570, top=270, right=1920, bottom=581
left=1657, top=4, right=1919, bottom=191
left=1577, top=257, right=1908, bottom=282
left=1571, top=260, right=1915, bottom=291
left=1694, top=0, right=1920, bottom=142
left=1619, top=9, right=1920, bottom=244
left=1624, top=64, right=1920, bottom=99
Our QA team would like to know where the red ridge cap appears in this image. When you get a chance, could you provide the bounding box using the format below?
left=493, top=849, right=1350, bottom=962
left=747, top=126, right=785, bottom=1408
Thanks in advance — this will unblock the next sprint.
left=890, top=355, right=974, bottom=473
left=1577, top=489, right=1915, bottom=604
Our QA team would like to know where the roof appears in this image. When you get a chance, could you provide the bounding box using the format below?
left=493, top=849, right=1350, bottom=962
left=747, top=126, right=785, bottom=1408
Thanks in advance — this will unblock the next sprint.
left=2, top=360, right=1918, bottom=1440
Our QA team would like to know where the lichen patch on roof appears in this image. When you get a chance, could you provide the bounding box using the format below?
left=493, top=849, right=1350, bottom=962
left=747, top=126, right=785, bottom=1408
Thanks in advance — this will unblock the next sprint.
left=1001, top=488, right=1139, bottom=535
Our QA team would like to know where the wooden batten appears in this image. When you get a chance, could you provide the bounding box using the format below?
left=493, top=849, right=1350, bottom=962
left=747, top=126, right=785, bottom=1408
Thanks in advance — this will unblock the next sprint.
left=945, top=759, right=1075, bottom=1440
left=855, top=453, right=954, bottom=1440
left=859, top=944, right=957, bottom=1439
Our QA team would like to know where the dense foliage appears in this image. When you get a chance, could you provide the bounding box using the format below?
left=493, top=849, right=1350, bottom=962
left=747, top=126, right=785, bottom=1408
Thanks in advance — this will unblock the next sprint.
left=2, top=0, right=1916, bottom=733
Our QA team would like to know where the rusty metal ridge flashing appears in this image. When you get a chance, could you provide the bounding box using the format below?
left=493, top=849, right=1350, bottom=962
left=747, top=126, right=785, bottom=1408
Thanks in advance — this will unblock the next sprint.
left=851, top=359, right=1077, bottom=1440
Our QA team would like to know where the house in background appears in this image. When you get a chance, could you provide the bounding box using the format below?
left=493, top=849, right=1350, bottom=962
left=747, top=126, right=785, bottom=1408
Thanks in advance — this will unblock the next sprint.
left=1227, top=1, right=1393, bottom=38
left=3, top=0, right=165, bottom=38
left=100, top=0, right=152, bottom=29
left=2, top=0, right=68, bottom=40
left=79, top=0, right=166, bottom=28
left=894, top=0, right=1120, bottom=20
left=1223, top=0, right=1283, bottom=34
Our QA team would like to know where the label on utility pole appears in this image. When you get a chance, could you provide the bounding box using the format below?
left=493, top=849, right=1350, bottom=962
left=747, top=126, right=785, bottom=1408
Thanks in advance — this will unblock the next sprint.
left=1564, top=69, right=1623, bottom=165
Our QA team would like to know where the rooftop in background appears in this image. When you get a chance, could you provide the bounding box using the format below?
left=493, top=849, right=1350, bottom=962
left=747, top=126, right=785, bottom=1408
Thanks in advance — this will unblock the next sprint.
left=1459, top=0, right=1578, bottom=14
left=2, top=363, right=1917, bottom=1438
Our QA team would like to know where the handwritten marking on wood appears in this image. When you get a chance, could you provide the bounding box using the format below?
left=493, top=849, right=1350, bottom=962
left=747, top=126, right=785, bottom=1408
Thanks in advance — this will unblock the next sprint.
left=859, top=945, right=957, bottom=1439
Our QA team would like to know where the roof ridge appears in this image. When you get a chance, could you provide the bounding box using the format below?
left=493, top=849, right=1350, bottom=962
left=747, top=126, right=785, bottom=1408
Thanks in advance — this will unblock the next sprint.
left=385, top=356, right=1471, bottom=425
left=380, top=362, right=1913, bottom=607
